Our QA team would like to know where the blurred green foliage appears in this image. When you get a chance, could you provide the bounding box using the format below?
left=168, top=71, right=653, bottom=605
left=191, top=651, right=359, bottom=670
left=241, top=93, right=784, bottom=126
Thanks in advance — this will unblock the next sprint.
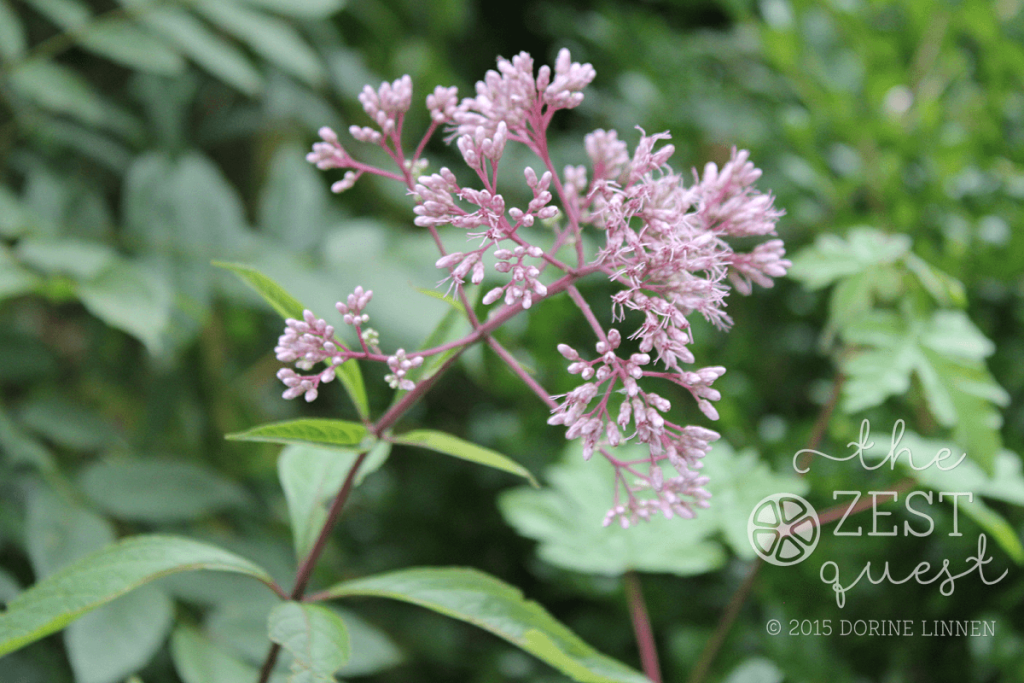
left=1, top=0, right=1022, bottom=682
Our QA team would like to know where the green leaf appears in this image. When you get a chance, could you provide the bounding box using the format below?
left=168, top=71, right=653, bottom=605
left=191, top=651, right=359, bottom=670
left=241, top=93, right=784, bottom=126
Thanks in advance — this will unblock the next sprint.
left=213, top=261, right=304, bottom=319
left=65, top=585, right=174, bottom=683
left=205, top=593, right=401, bottom=676
left=392, top=429, right=537, bottom=486
left=8, top=60, right=107, bottom=126
left=227, top=419, right=371, bottom=450
left=413, top=287, right=465, bottom=313
left=500, top=441, right=804, bottom=575
left=840, top=309, right=1007, bottom=471
left=863, top=432, right=1024, bottom=563
left=129, top=3, right=263, bottom=95
left=0, top=0, right=26, bottom=59
left=171, top=625, right=277, bottom=683
left=17, top=396, right=118, bottom=451
left=788, top=227, right=911, bottom=290
left=213, top=262, right=370, bottom=418
left=26, top=489, right=115, bottom=579
left=0, top=535, right=275, bottom=657
left=78, top=457, right=249, bottom=522
left=324, top=567, right=650, bottom=683
left=0, top=246, right=40, bottom=300
left=278, top=442, right=390, bottom=559
left=268, top=602, right=350, bottom=682
left=236, top=0, right=345, bottom=18
left=722, top=658, right=784, bottom=683
left=77, top=259, right=173, bottom=354
left=195, top=0, right=325, bottom=86
left=257, top=144, right=328, bottom=252
left=22, top=0, right=90, bottom=28
left=16, top=238, right=117, bottom=280
left=76, top=18, right=185, bottom=74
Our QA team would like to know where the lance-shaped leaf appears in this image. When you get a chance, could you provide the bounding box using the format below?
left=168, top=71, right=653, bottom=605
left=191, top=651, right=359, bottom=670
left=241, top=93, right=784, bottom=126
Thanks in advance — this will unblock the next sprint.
left=213, top=261, right=369, bottom=418
left=227, top=419, right=371, bottom=450
left=324, top=567, right=649, bottom=683
left=391, top=429, right=537, bottom=486
left=0, top=535, right=275, bottom=657
left=268, top=602, right=350, bottom=682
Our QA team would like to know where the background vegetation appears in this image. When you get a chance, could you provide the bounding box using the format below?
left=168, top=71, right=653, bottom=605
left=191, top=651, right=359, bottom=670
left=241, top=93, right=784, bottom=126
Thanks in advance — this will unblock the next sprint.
left=1, top=0, right=1022, bottom=682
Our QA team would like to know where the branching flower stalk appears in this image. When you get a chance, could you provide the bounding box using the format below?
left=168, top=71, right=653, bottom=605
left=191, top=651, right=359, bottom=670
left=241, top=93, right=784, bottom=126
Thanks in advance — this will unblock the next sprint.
left=288, top=49, right=790, bottom=527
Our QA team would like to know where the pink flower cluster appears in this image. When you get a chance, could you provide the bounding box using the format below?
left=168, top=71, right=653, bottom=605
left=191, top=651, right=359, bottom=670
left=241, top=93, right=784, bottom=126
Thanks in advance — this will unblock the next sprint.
left=291, top=49, right=789, bottom=526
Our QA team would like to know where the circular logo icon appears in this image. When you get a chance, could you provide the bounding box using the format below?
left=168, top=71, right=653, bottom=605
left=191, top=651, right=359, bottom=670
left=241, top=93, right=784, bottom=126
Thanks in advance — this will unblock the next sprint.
left=748, top=493, right=820, bottom=566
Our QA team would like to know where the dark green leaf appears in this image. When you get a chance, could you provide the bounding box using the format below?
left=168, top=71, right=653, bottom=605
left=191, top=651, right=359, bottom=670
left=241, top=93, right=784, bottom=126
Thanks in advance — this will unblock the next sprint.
left=324, top=567, right=650, bottom=683
left=77, top=18, right=185, bottom=74
left=8, top=60, right=107, bottom=126
left=0, top=535, right=275, bottom=657
left=171, top=625, right=278, bottom=683
left=0, top=0, right=26, bottom=59
left=77, top=260, right=173, bottom=354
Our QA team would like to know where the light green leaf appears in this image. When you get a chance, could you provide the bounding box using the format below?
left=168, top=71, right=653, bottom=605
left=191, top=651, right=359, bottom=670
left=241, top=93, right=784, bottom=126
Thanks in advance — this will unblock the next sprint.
left=171, top=625, right=277, bottom=683
left=919, top=310, right=996, bottom=361
left=0, top=535, right=275, bottom=657
left=17, top=396, right=118, bottom=451
left=863, top=432, right=1024, bottom=563
left=324, top=567, right=649, bottom=683
left=8, top=60, right=106, bottom=126
left=79, top=457, right=249, bottom=522
left=268, top=602, right=350, bottom=682
left=227, top=419, right=371, bottom=450
left=0, top=185, right=29, bottom=237
left=195, top=0, right=325, bottom=86
left=236, top=0, right=345, bottom=18
left=788, top=227, right=911, bottom=290
left=213, top=261, right=304, bottom=319
left=65, top=585, right=174, bottom=683
left=0, top=567, right=20, bottom=603
left=500, top=441, right=804, bottom=575
left=392, top=429, right=537, bottom=486
left=77, top=259, right=173, bottom=354
left=413, top=287, right=465, bottom=313
left=0, top=0, right=26, bottom=59
left=722, top=657, right=784, bottom=683
left=213, top=262, right=370, bottom=418
left=77, top=18, right=185, bottom=74
left=257, top=144, right=328, bottom=252
left=0, top=246, right=39, bottom=300
left=278, top=442, right=390, bottom=560
left=16, top=238, right=117, bottom=280
left=131, top=4, right=263, bottom=95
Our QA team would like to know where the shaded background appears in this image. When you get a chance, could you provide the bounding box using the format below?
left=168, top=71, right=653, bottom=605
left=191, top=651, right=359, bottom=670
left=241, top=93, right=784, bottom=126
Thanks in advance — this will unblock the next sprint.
left=1, top=0, right=1023, bottom=681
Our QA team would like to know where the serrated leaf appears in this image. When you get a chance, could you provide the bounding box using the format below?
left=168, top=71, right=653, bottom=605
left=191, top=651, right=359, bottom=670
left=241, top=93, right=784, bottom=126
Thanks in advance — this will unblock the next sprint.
left=278, top=442, right=390, bottom=560
left=392, top=429, right=537, bottom=486
left=79, top=457, right=249, bottom=522
left=0, top=0, right=26, bottom=59
left=0, top=535, right=275, bottom=657
left=863, top=432, right=1024, bottom=563
left=500, top=441, right=804, bottom=575
left=195, top=0, right=324, bottom=86
left=129, top=3, right=263, bottom=95
left=214, top=262, right=370, bottom=418
left=227, top=418, right=371, bottom=449
left=788, top=227, right=911, bottom=290
left=324, top=567, right=650, bottom=683
left=268, top=602, right=350, bottom=682
left=65, top=585, right=174, bottom=683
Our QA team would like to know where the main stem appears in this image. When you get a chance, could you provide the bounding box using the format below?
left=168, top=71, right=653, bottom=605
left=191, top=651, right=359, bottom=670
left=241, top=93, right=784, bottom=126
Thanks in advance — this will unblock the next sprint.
left=256, top=450, right=370, bottom=683
left=625, top=571, right=662, bottom=683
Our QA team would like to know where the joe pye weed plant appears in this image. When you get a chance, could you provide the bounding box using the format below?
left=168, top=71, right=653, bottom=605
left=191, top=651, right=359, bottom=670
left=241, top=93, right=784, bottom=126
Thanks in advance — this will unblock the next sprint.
left=0, top=49, right=789, bottom=683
